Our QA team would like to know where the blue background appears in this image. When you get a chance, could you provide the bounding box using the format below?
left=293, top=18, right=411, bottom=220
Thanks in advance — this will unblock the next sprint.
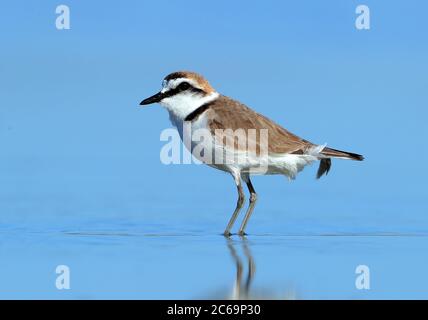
left=1, top=1, right=427, bottom=299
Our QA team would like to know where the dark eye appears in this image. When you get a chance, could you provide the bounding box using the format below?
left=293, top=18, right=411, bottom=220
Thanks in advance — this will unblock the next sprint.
left=178, top=82, right=191, bottom=91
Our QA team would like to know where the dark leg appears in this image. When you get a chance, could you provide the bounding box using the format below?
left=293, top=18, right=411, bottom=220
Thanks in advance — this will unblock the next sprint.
left=226, top=239, right=243, bottom=297
left=223, top=174, right=245, bottom=237
left=237, top=176, right=257, bottom=236
left=242, top=238, right=255, bottom=296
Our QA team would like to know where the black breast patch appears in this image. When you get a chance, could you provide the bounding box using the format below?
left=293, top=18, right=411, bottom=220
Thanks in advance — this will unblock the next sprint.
left=184, top=101, right=215, bottom=122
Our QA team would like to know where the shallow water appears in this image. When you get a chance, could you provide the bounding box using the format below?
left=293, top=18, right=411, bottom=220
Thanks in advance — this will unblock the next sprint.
left=1, top=219, right=427, bottom=299
left=1, top=169, right=427, bottom=299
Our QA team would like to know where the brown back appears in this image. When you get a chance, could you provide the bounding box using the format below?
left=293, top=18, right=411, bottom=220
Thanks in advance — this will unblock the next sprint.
left=205, top=95, right=314, bottom=155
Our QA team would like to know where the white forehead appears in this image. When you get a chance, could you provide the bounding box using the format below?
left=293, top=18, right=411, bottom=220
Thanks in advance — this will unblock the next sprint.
left=161, top=77, right=200, bottom=93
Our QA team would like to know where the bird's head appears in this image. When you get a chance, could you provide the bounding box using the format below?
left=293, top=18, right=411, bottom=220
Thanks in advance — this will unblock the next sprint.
left=140, top=71, right=219, bottom=119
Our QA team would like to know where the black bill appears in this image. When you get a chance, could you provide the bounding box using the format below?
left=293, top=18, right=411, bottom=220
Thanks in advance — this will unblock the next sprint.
left=139, top=91, right=165, bottom=105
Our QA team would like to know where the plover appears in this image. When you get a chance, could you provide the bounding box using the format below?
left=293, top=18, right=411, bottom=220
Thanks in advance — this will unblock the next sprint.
left=140, top=71, right=363, bottom=236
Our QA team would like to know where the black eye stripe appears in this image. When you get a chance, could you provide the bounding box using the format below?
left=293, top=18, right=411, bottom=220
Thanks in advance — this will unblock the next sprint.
left=162, top=82, right=204, bottom=98
left=177, top=82, right=191, bottom=91
left=191, top=87, right=204, bottom=94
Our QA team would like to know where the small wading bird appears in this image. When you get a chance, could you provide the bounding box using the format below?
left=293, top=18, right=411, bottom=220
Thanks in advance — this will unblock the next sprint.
left=140, top=71, right=363, bottom=236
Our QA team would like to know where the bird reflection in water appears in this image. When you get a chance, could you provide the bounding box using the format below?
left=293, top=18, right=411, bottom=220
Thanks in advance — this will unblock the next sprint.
left=224, top=237, right=297, bottom=300
left=227, top=238, right=255, bottom=299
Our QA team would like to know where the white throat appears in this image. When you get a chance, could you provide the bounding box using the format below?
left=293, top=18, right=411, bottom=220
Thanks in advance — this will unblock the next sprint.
left=160, top=91, right=219, bottom=126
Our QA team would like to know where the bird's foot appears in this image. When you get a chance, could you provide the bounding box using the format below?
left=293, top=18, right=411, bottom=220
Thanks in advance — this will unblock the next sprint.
left=237, top=231, right=248, bottom=237
left=223, top=231, right=232, bottom=237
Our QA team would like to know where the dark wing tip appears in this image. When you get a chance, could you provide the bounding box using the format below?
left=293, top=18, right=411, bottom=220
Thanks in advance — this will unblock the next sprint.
left=344, top=151, right=364, bottom=161
left=355, top=154, right=365, bottom=161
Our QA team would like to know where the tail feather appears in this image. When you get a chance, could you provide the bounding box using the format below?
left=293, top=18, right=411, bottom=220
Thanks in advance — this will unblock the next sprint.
left=316, top=147, right=364, bottom=179
left=320, top=147, right=364, bottom=161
